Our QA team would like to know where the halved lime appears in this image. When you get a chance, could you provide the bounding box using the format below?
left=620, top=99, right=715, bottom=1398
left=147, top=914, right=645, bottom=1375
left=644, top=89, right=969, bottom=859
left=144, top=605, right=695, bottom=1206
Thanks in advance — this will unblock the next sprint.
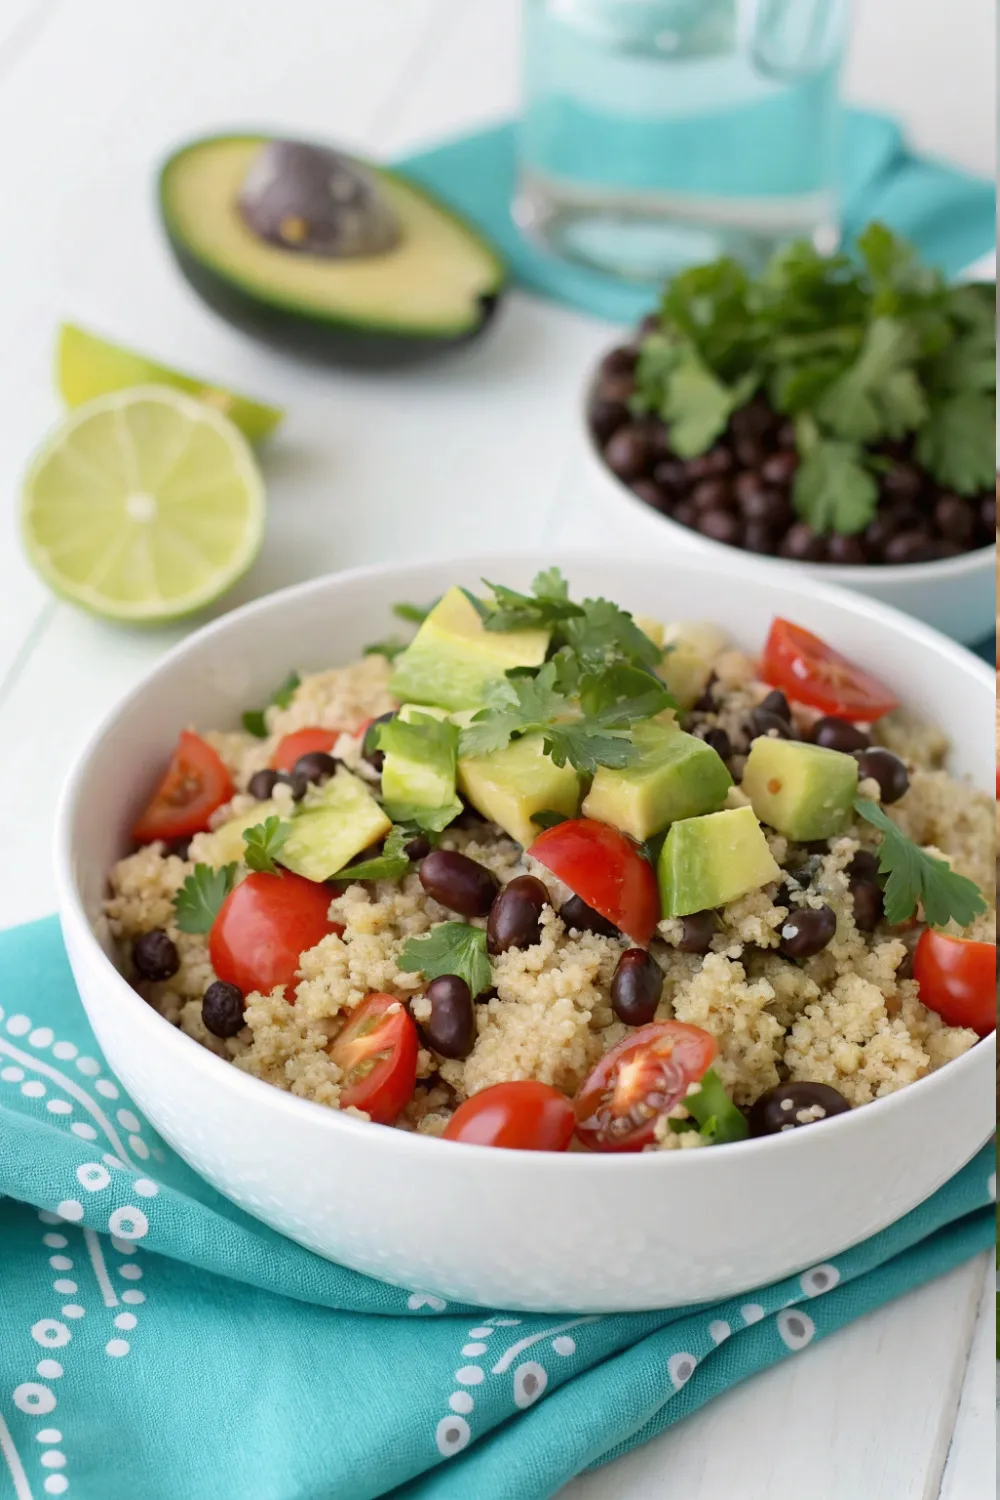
left=56, top=323, right=284, bottom=444
left=22, top=386, right=266, bottom=624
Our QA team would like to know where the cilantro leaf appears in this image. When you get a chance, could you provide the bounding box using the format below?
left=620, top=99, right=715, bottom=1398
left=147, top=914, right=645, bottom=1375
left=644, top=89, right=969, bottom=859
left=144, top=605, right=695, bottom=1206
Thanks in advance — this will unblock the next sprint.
left=578, top=663, right=675, bottom=725
left=242, top=816, right=291, bottom=875
left=397, top=922, right=492, bottom=996
left=816, top=318, right=926, bottom=443
left=458, top=662, right=568, bottom=760
left=655, top=348, right=757, bottom=458
left=242, top=671, right=301, bottom=738
left=915, top=393, right=996, bottom=494
left=382, top=801, right=462, bottom=834
left=533, top=809, right=571, bottom=831
left=363, top=638, right=407, bottom=662
left=478, top=572, right=584, bottom=633
left=173, top=863, right=237, bottom=934
left=561, top=598, right=664, bottom=675
left=682, top=1067, right=749, bottom=1144
left=542, top=722, right=636, bottom=775
left=393, top=600, right=436, bottom=624
left=792, top=437, right=879, bottom=536
left=332, top=826, right=413, bottom=883
left=853, top=798, right=987, bottom=928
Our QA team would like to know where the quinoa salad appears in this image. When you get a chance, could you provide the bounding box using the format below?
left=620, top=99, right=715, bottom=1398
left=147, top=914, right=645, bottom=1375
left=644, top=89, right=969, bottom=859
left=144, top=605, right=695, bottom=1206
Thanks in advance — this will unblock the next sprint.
left=105, top=570, right=995, bottom=1153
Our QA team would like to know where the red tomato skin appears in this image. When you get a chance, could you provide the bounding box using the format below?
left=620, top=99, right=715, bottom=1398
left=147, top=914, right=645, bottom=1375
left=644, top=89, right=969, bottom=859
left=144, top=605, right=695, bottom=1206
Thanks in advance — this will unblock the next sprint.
left=574, top=1021, right=718, bottom=1153
left=995, top=768, right=999, bottom=800
left=210, top=872, right=341, bottom=1001
left=761, top=619, right=899, bottom=722
left=443, top=1081, right=576, bottom=1150
left=271, top=727, right=340, bottom=773
left=529, top=818, right=660, bottom=946
left=913, top=930, right=996, bottom=1036
left=331, top=993, right=418, bottom=1125
left=133, top=731, right=234, bottom=844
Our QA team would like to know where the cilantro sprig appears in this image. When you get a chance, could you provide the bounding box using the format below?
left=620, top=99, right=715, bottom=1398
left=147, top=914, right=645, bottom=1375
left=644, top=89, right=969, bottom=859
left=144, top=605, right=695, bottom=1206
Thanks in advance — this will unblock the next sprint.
left=397, top=922, right=492, bottom=996
left=242, top=817, right=291, bottom=875
left=853, top=798, right=987, bottom=928
left=332, top=826, right=414, bottom=883
left=630, top=223, right=996, bottom=535
left=173, top=863, right=237, bottom=933
left=242, top=671, right=301, bottom=738
left=680, top=1068, right=749, bottom=1145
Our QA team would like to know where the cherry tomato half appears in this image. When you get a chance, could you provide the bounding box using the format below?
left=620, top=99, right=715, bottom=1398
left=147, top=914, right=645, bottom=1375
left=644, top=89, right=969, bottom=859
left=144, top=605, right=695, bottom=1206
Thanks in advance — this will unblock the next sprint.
left=761, top=619, right=899, bottom=722
left=271, top=727, right=340, bottom=773
left=574, top=1021, right=718, bottom=1152
left=330, top=992, right=418, bottom=1124
left=133, top=730, right=234, bottom=844
left=913, top=930, right=996, bottom=1036
left=210, top=871, right=342, bottom=1002
left=443, top=1081, right=576, bottom=1150
left=529, top=818, right=660, bottom=946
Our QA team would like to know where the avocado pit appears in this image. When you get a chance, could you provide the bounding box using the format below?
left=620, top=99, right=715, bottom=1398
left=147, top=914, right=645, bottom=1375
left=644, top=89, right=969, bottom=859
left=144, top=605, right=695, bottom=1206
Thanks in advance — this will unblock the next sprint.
left=238, top=140, right=401, bottom=259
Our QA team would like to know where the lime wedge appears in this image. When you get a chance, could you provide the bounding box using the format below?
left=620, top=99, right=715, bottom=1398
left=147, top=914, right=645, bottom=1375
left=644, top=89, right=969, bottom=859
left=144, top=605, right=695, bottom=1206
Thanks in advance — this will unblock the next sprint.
left=56, top=323, right=284, bottom=444
left=22, top=386, right=266, bottom=624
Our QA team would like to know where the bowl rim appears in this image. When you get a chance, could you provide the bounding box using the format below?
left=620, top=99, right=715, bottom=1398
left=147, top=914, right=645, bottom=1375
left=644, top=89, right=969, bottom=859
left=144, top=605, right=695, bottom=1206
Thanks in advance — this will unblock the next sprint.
left=581, top=368, right=997, bottom=585
left=55, top=547, right=997, bottom=1173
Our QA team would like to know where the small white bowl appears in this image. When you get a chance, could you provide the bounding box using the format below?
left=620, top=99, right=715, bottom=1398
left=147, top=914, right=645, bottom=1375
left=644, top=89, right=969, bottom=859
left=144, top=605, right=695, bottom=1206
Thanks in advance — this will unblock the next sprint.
left=55, top=551, right=995, bottom=1312
left=581, top=377, right=996, bottom=646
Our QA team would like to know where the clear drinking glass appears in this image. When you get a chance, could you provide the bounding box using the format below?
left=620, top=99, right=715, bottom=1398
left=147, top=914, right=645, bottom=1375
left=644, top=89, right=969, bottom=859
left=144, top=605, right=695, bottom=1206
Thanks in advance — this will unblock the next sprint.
left=516, top=0, right=850, bottom=280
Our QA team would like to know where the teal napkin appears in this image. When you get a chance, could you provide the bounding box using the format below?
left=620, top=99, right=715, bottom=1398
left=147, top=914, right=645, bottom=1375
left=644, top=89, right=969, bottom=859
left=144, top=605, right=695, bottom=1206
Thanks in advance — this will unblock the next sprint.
left=0, top=916, right=994, bottom=1500
left=398, top=113, right=996, bottom=326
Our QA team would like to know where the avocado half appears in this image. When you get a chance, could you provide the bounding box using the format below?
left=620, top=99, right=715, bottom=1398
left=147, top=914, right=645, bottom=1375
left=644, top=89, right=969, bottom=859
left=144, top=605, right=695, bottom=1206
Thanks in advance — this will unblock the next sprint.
left=158, top=134, right=507, bottom=366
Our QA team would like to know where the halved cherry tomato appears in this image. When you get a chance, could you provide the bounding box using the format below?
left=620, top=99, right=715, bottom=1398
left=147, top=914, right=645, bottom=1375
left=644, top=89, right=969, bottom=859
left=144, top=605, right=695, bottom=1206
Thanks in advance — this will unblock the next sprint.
left=574, top=1021, right=718, bottom=1152
left=133, top=731, right=234, bottom=844
left=994, top=768, right=999, bottom=800
left=913, top=930, right=996, bottom=1036
left=210, top=871, right=342, bottom=1002
left=761, top=619, right=899, bottom=722
left=271, top=727, right=340, bottom=773
left=330, top=992, right=418, bottom=1124
left=529, top=818, right=660, bottom=946
left=443, top=1081, right=575, bottom=1150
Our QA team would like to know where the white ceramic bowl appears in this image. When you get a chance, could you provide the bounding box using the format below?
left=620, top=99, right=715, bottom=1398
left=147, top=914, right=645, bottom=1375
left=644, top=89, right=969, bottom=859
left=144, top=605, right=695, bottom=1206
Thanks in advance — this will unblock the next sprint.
left=581, top=376, right=997, bottom=645
left=55, top=552, right=996, bottom=1312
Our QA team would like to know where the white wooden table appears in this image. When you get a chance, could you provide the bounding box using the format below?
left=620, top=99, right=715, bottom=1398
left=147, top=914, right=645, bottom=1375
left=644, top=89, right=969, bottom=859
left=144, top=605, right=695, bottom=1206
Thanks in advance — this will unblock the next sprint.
left=0, top=2, right=994, bottom=1496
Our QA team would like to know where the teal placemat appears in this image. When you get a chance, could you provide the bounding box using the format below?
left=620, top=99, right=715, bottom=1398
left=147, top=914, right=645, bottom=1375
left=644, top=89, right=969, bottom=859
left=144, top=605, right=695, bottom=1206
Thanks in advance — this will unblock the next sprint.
left=0, top=916, right=994, bottom=1500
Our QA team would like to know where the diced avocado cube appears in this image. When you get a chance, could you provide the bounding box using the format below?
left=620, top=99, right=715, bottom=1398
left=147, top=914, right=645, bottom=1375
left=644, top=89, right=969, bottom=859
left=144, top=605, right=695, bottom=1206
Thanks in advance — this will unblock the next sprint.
left=378, top=706, right=462, bottom=826
left=741, top=737, right=859, bottom=842
left=658, top=806, right=781, bottom=917
left=193, top=800, right=282, bottom=868
left=458, top=733, right=580, bottom=848
left=390, top=586, right=550, bottom=712
left=582, top=722, right=732, bottom=841
left=660, top=621, right=727, bottom=710
left=281, top=770, right=392, bottom=882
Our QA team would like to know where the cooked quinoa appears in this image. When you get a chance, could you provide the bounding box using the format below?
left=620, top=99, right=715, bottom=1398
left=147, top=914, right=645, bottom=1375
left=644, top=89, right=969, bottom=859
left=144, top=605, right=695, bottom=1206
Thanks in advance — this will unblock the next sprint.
left=105, top=630, right=995, bottom=1149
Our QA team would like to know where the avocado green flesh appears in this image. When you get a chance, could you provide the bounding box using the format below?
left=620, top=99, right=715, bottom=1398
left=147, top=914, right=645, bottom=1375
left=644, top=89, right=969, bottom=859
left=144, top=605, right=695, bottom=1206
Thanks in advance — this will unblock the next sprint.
left=741, top=738, right=859, bottom=842
left=458, top=735, right=580, bottom=849
left=193, top=800, right=282, bottom=868
left=159, top=136, right=505, bottom=353
left=391, top=587, right=550, bottom=712
left=380, top=705, right=462, bottom=823
left=281, top=771, right=391, bottom=882
left=658, top=805, right=781, bottom=917
left=582, top=722, right=731, bottom=841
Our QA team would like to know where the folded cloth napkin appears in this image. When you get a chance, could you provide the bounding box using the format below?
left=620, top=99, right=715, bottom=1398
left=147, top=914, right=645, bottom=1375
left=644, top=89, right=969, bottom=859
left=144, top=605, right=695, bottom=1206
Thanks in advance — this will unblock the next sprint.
left=0, top=917, right=994, bottom=1500
left=397, top=113, right=997, bottom=327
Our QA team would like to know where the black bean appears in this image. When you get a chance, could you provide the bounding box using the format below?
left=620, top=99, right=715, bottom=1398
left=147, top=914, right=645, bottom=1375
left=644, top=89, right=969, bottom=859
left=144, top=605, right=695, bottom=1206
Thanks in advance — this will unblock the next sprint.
left=810, top=716, right=870, bottom=753
left=744, top=521, right=776, bottom=554
left=487, top=875, right=550, bottom=955
left=748, top=707, right=794, bottom=741
left=775, top=420, right=798, bottom=449
left=633, top=311, right=661, bottom=341
left=277, top=769, right=309, bottom=802
left=422, top=975, right=476, bottom=1059
left=980, top=496, right=996, bottom=532
left=736, top=479, right=789, bottom=527
left=779, top=903, right=837, bottom=959
left=929, top=540, right=964, bottom=560
left=611, top=948, right=663, bottom=1026
left=690, top=478, right=734, bottom=514
left=847, top=848, right=881, bottom=882
left=855, top=748, right=909, bottom=804
left=603, top=423, right=652, bottom=481
left=362, top=711, right=395, bottom=773
left=132, top=929, right=179, bottom=982
left=691, top=676, right=718, bottom=713
left=589, top=397, right=629, bottom=446
left=896, top=925, right=924, bottom=980
left=779, top=522, right=826, bottom=561
left=883, top=529, right=934, bottom=565
left=760, top=450, right=799, bottom=486
left=652, top=458, right=691, bottom=494
left=826, top=533, right=867, bottom=565
left=850, top=879, right=883, bottom=931
left=560, top=894, right=618, bottom=938
left=634, top=415, right=673, bottom=461
left=734, top=437, right=767, bottom=469
left=597, top=370, right=636, bottom=406
left=672, top=501, right=699, bottom=529
left=694, top=724, right=732, bottom=760
left=677, top=910, right=716, bottom=953
left=476, top=986, right=498, bottom=1004
left=685, top=447, right=733, bottom=480
left=600, top=346, right=638, bottom=380
left=202, top=980, right=246, bottom=1038
left=403, top=835, right=432, bottom=862
left=419, top=850, right=499, bottom=917
left=248, top=768, right=281, bottom=801
left=293, top=750, right=338, bottom=785
left=759, top=689, right=791, bottom=722
left=169, top=836, right=193, bottom=861
left=933, top=494, right=976, bottom=545
left=747, top=1081, right=850, bottom=1136
left=881, top=462, right=924, bottom=504
left=730, top=398, right=776, bottom=442
left=631, top=478, right=667, bottom=511
left=697, top=509, right=743, bottom=546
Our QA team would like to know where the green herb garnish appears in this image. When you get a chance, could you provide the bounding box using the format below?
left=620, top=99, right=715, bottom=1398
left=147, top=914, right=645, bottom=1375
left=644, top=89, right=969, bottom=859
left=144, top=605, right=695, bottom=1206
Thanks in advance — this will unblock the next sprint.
left=393, top=600, right=437, bottom=624
left=363, top=638, right=407, bottom=662
left=397, top=922, right=492, bottom=996
left=853, top=798, right=987, bottom=928
left=242, top=671, right=301, bottom=738
left=332, top=826, right=413, bottom=883
left=630, top=224, right=996, bottom=535
left=242, top=816, right=291, bottom=875
left=533, top=809, right=571, bottom=831
left=173, top=862, right=237, bottom=933
left=682, top=1068, right=749, bottom=1144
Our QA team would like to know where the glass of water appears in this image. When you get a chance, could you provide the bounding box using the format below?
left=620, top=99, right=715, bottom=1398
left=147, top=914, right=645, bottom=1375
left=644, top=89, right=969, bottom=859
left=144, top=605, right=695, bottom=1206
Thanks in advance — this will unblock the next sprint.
left=515, top=0, right=850, bottom=281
